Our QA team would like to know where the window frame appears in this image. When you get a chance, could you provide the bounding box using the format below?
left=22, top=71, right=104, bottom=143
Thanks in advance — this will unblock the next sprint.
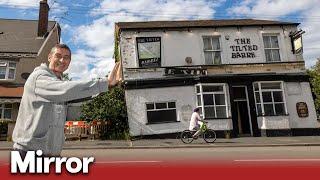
left=195, top=83, right=229, bottom=119
left=202, top=36, right=222, bottom=65
left=253, top=81, right=288, bottom=116
left=145, top=101, right=178, bottom=124
left=262, top=34, right=281, bottom=62
left=0, top=103, right=13, bottom=120
left=0, top=60, right=16, bottom=80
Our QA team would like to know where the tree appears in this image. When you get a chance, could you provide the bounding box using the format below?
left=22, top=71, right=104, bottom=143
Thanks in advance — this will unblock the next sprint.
left=80, top=86, right=129, bottom=139
left=307, top=58, right=320, bottom=116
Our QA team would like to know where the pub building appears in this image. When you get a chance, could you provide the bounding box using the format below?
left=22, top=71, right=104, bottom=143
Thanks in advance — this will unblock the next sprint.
left=115, top=19, right=319, bottom=138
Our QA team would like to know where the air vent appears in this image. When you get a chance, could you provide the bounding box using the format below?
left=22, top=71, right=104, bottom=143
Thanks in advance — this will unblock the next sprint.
left=185, top=57, right=192, bottom=64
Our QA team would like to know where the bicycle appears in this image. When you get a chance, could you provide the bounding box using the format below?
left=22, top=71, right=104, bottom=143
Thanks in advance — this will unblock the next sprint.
left=180, top=121, right=216, bottom=144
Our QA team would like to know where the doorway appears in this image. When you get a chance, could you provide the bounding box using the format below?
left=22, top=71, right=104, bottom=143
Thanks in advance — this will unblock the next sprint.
left=232, top=86, right=252, bottom=136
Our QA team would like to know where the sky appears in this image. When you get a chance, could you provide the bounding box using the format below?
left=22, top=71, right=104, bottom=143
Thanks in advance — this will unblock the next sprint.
left=0, top=0, right=319, bottom=80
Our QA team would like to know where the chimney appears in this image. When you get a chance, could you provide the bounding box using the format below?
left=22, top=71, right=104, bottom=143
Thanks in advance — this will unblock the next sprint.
left=37, top=0, right=49, bottom=37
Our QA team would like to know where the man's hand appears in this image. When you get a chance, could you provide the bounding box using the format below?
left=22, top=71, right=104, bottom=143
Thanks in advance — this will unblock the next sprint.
left=108, top=61, right=123, bottom=88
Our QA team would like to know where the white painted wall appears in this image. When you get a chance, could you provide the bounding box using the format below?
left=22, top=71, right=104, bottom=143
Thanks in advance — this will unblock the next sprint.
left=125, top=86, right=232, bottom=136
left=285, top=82, right=319, bottom=128
left=257, top=82, right=319, bottom=129
left=120, top=25, right=301, bottom=70
left=126, top=81, right=318, bottom=136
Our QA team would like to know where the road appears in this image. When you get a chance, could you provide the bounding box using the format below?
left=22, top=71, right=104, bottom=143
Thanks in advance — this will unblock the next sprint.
left=1, top=146, right=320, bottom=165
left=1, top=146, right=320, bottom=180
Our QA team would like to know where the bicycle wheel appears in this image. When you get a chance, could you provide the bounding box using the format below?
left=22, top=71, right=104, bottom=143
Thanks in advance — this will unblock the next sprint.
left=180, top=130, right=194, bottom=144
left=203, top=129, right=216, bottom=143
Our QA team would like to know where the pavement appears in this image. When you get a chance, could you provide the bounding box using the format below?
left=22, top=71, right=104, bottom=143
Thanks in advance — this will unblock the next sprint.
left=1, top=136, right=320, bottom=150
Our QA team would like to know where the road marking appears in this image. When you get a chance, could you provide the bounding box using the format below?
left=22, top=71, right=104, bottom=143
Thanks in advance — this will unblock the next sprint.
left=234, top=159, right=320, bottom=162
left=95, top=160, right=162, bottom=164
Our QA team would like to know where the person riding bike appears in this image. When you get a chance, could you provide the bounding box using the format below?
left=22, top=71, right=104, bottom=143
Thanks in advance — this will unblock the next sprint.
left=189, top=108, right=205, bottom=139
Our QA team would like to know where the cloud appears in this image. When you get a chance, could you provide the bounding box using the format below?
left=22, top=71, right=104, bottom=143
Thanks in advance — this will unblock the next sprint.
left=93, top=0, right=223, bottom=20
left=68, top=0, right=224, bottom=80
left=227, top=0, right=320, bottom=67
left=301, top=6, right=320, bottom=67
left=0, top=0, right=39, bottom=8
left=65, top=49, right=115, bottom=81
left=227, top=0, right=317, bottom=19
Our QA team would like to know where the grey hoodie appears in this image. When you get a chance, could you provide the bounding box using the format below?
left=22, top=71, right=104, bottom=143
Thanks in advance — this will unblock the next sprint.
left=12, top=63, right=107, bottom=155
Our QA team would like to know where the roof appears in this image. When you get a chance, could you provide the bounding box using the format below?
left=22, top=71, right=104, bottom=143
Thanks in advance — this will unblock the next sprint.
left=0, top=19, right=56, bottom=54
left=0, top=86, right=23, bottom=98
left=116, top=19, right=299, bottom=30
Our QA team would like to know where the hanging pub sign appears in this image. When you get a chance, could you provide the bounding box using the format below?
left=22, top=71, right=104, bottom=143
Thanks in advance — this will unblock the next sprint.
left=296, top=102, right=308, bottom=118
left=136, top=37, right=161, bottom=68
left=290, top=30, right=305, bottom=54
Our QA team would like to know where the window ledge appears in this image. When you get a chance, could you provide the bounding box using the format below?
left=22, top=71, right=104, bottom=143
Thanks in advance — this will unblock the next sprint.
left=257, top=114, right=289, bottom=117
left=204, top=117, right=231, bottom=120
left=146, top=121, right=180, bottom=125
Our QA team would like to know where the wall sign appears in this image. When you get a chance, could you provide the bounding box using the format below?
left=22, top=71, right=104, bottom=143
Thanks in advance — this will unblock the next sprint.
left=296, top=102, right=308, bottom=118
left=165, top=67, right=207, bottom=76
left=230, top=38, right=258, bottom=58
left=136, top=37, right=161, bottom=67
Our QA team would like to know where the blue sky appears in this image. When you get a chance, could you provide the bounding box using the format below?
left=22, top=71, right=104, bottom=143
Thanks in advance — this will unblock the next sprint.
left=0, top=0, right=319, bottom=80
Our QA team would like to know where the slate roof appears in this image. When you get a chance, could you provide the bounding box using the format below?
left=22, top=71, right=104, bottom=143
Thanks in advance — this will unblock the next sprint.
left=116, top=19, right=299, bottom=30
left=0, top=19, right=56, bottom=54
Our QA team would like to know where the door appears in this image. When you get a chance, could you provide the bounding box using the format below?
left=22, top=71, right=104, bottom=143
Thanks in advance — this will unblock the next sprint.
left=232, top=86, right=252, bottom=136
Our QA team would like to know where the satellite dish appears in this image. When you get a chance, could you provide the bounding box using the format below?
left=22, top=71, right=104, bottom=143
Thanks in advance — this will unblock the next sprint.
left=21, top=72, right=30, bottom=80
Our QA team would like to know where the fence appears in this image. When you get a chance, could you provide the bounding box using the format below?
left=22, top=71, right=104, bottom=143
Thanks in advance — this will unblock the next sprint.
left=64, top=120, right=107, bottom=140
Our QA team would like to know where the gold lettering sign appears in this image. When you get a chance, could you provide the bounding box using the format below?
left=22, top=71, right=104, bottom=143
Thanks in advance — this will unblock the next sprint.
left=296, top=102, right=308, bottom=118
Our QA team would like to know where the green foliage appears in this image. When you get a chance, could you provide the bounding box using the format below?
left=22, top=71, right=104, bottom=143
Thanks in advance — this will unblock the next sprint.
left=113, top=30, right=120, bottom=62
left=80, top=86, right=129, bottom=139
left=307, top=58, right=320, bottom=116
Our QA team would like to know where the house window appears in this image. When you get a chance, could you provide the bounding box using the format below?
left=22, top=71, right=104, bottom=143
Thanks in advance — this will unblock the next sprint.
left=196, top=84, right=229, bottom=119
left=136, top=37, right=161, bottom=68
left=203, top=36, right=221, bottom=65
left=253, top=82, right=287, bottom=116
left=146, top=101, right=177, bottom=124
left=0, top=61, right=16, bottom=80
left=0, top=104, right=12, bottom=120
left=263, top=35, right=280, bottom=62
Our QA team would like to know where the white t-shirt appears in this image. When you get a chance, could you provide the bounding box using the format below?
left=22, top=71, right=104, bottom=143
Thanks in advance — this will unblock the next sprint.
left=189, top=112, right=201, bottom=130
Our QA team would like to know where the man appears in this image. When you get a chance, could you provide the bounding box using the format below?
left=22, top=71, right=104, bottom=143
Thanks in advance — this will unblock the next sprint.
left=189, top=108, right=204, bottom=138
left=12, top=44, right=122, bottom=157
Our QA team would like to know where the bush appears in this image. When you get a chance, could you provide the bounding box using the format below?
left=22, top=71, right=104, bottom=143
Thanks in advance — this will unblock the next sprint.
left=81, top=86, right=129, bottom=140
left=307, top=58, right=320, bottom=116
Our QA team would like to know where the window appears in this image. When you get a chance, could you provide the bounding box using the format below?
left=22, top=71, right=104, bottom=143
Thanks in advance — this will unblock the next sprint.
left=196, top=84, right=229, bottom=119
left=263, top=35, right=281, bottom=62
left=0, top=61, right=16, bottom=80
left=136, top=37, right=161, bottom=68
left=203, top=36, right=221, bottom=65
left=253, top=82, right=287, bottom=116
left=146, top=101, right=177, bottom=124
left=0, top=104, right=12, bottom=119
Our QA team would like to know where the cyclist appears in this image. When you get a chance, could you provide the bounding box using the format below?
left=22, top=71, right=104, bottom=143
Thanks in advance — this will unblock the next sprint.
left=189, top=108, right=205, bottom=139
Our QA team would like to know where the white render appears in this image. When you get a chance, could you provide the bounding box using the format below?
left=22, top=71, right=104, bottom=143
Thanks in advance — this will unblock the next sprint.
left=125, top=86, right=232, bottom=136
left=120, top=25, right=304, bottom=80
left=256, top=82, right=319, bottom=130
left=119, top=21, right=318, bottom=137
